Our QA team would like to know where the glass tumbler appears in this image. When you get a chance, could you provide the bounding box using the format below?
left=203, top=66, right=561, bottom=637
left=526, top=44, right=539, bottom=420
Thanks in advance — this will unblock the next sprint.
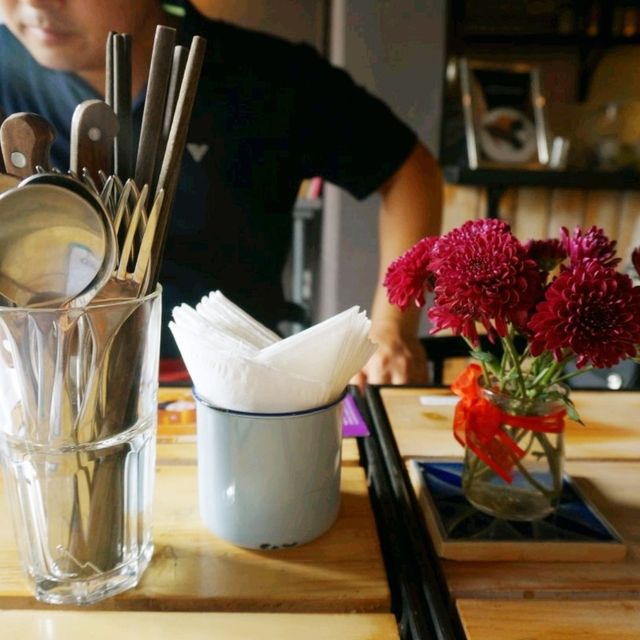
left=0, top=287, right=161, bottom=605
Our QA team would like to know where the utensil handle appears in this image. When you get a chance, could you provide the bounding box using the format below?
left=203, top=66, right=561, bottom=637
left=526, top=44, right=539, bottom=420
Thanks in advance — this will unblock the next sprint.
left=0, top=112, right=55, bottom=177
left=0, top=107, right=5, bottom=173
left=113, top=33, right=133, bottom=180
left=135, top=25, right=176, bottom=191
left=148, top=35, right=207, bottom=292
left=105, top=31, right=116, bottom=109
left=154, top=45, right=188, bottom=188
left=70, top=100, right=119, bottom=180
left=133, top=188, right=164, bottom=288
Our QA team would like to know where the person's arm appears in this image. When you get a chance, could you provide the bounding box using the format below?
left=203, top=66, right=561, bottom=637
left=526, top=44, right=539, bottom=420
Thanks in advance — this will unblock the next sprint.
left=352, top=140, right=442, bottom=387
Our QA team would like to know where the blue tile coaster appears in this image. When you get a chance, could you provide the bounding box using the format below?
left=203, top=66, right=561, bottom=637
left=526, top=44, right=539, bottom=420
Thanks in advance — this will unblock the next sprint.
left=410, top=460, right=626, bottom=561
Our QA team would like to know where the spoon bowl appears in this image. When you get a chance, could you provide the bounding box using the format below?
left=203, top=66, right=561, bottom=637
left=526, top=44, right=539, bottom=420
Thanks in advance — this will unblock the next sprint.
left=0, top=183, right=116, bottom=308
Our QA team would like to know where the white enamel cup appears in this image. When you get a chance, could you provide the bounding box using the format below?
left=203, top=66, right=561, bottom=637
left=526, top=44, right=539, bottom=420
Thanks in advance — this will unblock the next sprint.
left=193, top=389, right=345, bottom=549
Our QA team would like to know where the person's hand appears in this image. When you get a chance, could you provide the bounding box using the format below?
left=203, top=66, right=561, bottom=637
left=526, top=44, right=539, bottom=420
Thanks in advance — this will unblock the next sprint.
left=350, top=322, right=430, bottom=391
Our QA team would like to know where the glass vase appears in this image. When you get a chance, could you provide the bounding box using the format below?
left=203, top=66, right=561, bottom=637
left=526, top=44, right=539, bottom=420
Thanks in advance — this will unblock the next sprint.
left=462, top=384, right=566, bottom=521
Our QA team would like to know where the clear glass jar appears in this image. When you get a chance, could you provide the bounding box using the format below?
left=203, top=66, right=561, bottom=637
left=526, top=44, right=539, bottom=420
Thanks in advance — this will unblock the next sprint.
left=462, top=384, right=567, bottom=521
left=0, top=288, right=162, bottom=604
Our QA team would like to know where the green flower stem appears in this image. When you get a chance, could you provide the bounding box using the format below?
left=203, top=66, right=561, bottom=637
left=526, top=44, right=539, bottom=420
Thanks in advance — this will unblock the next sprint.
left=465, top=424, right=562, bottom=500
left=503, top=335, right=527, bottom=397
left=463, top=336, right=491, bottom=384
left=528, top=354, right=573, bottom=394
left=535, top=431, right=563, bottom=495
left=463, top=453, right=483, bottom=489
left=512, top=455, right=556, bottom=497
left=529, top=362, right=560, bottom=389
left=552, top=366, right=595, bottom=385
left=507, top=427, right=558, bottom=497
left=466, top=449, right=556, bottom=498
left=538, top=353, right=572, bottom=387
left=517, top=428, right=537, bottom=456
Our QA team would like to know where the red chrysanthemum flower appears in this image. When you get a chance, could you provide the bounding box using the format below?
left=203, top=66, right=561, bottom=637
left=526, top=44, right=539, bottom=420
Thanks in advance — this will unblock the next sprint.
left=560, top=225, right=620, bottom=267
left=384, top=236, right=438, bottom=310
left=524, top=238, right=567, bottom=273
left=632, top=246, right=640, bottom=280
left=528, top=260, right=640, bottom=368
left=427, top=219, right=544, bottom=345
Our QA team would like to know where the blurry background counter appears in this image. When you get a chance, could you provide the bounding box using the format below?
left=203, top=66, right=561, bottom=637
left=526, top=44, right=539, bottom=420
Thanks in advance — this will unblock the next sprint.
left=370, top=386, right=640, bottom=638
left=0, top=387, right=391, bottom=629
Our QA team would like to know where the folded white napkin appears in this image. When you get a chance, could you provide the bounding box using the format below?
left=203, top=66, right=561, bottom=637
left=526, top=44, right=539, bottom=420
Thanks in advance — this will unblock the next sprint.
left=169, top=291, right=377, bottom=413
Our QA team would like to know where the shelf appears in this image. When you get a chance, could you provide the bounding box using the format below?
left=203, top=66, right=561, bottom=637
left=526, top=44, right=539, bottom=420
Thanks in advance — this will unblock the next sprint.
left=452, top=34, right=640, bottom=47
left=443, top=166, right=640, bottom=190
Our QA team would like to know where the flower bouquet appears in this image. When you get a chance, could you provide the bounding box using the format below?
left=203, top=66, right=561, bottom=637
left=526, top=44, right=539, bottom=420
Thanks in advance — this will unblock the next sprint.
left=385, top=220, right=640, bottom=520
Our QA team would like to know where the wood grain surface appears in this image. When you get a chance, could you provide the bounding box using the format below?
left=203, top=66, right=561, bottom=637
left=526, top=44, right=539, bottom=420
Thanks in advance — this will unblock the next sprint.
left=442, top=183, right=640, bottom=261
left=408, top=460, right=627, bottom=563
left=0, top=610, right=400, bottom=640
left=510, top=187, right=550, bottom=242
left=380, top=387, right=640, bottom=461
left=458, top=599, right=640, bottom=640
left=441, top=183, right=484, bottom=233
left=0, top=458, right=389, bottom=612
left=376, top=387, right=640, bottom=604
left=443, top=459, right=640, bottom=600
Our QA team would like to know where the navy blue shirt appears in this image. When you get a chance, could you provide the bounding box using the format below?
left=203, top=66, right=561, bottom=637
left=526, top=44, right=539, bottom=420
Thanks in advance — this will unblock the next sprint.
left=0, top=2, right=417, bottom=356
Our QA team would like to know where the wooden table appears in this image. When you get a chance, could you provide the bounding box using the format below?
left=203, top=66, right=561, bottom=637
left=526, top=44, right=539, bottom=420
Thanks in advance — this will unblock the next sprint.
left=377, top=386, right=640, bottom=639
left=381, top=387, right=640, bottom=461
left=457, top=599, right=640, bottom=640
left=0, top=388, right=398, bottom=639
left=0, top=611, right=400, bottom=639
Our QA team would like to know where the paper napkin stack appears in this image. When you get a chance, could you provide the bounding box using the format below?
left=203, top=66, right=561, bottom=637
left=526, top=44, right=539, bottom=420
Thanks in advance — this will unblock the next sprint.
left=169, top=291, right=377, bottom=413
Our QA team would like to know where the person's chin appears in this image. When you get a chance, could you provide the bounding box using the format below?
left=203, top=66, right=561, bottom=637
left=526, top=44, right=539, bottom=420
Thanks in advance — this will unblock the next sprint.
left=23, top=42, right=79, bottom=71
left=20, top=27, right=78, bottom=69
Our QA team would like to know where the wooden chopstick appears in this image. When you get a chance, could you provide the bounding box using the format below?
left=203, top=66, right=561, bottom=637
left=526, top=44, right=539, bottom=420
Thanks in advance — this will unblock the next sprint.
left=113, top=33, right=133, bottom=179
left=105, top=31, right=115, bottom=108
left=104, top=31, right=116, bottom=176
left=134, top=25, right=176, bottom=192
left=122, top=34, right=134, bottom=178
left=154, top=45, right=188, bottom=190
left=147, top=35, right=206, bottom=292
left=0, top=106, right=5, bottom=173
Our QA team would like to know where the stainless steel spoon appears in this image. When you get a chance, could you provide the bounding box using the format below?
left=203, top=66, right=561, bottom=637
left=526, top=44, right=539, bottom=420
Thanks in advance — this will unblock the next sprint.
left=0, top=182, right=117, bottom=427
left=0, top=182, right=116, bottom=308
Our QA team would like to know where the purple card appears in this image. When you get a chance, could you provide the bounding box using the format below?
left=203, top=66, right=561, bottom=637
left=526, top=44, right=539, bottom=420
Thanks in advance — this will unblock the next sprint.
left=342, top=394, right=370, bottom=437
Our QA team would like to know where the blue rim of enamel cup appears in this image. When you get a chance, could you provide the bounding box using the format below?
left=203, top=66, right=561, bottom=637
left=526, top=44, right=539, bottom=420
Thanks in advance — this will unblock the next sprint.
left=192, top=387, right=348, bottom=418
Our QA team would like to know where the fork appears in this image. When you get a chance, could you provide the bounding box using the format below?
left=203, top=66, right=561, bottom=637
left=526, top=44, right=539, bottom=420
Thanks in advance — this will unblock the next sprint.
left=76, top=184, right=164, bottom=440
left=94, top=184, right=164, bottom=302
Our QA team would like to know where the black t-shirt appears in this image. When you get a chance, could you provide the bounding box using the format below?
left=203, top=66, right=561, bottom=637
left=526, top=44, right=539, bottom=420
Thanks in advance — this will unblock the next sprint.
left=0, top=2, right=416, bottom=356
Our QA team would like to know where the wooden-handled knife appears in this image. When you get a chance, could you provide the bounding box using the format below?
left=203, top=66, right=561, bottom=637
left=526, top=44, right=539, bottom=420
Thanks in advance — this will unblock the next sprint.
left=0, top=112, right=56, bottom=177
left=70, top=99, right=119, bottom=181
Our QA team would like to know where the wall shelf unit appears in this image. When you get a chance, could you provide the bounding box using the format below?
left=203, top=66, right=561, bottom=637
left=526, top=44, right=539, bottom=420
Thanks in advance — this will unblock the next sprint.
left=443, top=166, right=640, bottom=190
left=440, top=1, right=640, bottom=222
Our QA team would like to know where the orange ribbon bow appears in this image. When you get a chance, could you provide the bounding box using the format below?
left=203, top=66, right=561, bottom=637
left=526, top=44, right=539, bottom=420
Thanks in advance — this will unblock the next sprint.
left=450, top=364, right=566, bottom=483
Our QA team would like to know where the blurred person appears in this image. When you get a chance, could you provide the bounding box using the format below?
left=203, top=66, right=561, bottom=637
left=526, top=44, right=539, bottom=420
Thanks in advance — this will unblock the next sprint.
left=0, top=0, right=442, bottom=384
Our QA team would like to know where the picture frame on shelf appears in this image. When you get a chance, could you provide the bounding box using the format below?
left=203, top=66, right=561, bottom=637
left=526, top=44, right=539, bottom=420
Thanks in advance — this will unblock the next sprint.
left=459, top=58, right=550, bottom=170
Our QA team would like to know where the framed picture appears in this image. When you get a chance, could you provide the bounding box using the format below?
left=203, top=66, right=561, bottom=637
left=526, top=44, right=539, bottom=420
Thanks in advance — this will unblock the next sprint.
left=459, top=59, right=549, bottom=169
